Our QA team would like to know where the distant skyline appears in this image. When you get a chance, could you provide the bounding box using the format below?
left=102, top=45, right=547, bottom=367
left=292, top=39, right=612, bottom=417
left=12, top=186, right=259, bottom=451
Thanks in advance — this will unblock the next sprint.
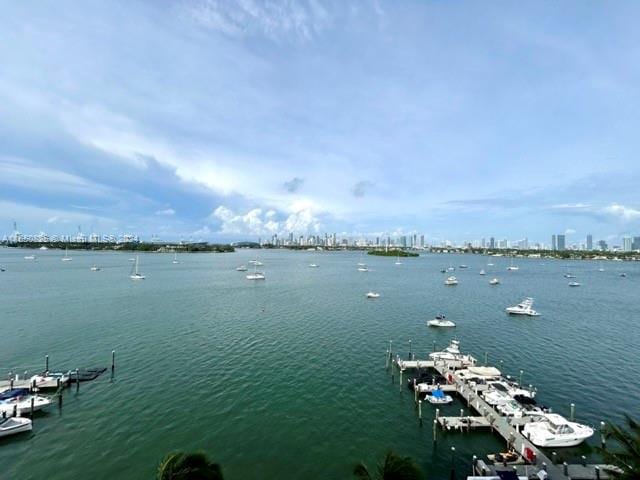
left=2, top=1, right=640, bottom=243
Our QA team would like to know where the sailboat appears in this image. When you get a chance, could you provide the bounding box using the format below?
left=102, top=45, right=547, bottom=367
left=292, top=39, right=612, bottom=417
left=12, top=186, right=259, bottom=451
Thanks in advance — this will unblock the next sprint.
left=246, top=263, right=265, bottom=280
left=90, top=265, right=101, bottom=271
left=395, top=252, right=402, bottom=265
left=507, top=257, right=519, bottom=271
left=129, top=256, right=145, bottom=280
left=62, top=247, right=72, bottom=261
left=172, top=252, right=179, bottom=264
left=598, top=262, right=604, bottom=272
left=479, top=269, right=486, bottom=275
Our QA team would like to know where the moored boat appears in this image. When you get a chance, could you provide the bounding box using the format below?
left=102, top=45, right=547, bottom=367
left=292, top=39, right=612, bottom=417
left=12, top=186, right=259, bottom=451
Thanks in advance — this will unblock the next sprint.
left=522, top=413, right=594, bottom=447
left=0, top=417, right=32, bottom=439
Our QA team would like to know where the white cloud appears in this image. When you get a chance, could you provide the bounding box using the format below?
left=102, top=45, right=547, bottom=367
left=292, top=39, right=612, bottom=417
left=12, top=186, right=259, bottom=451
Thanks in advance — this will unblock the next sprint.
left=211, top=204, right=321, bottom=236
left=564, top=228, right=576, bottom=235
left=155, top=208, right=176, bottom=216
left=601, top=203, right=640, bottom=221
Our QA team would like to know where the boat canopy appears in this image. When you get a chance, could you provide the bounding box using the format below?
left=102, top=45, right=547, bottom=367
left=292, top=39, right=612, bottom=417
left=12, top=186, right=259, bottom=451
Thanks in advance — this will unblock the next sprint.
left=432, top=389, right=445, bottom=399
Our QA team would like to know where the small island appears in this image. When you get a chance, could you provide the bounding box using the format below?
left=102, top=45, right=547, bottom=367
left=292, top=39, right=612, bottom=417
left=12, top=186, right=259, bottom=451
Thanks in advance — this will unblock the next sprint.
left=367, top=249, right=419, bottom=257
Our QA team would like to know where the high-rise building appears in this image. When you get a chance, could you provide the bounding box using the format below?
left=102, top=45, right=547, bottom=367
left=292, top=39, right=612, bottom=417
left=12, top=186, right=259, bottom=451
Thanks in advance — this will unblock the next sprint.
left=622, top=236, right=632, bottom=251
left=557, top=234, right=566, bottom=251
left=551, top=235, right=557, bottom=251
left=489, top=237, right=495, bottom=249
left=633, top=236, right=640, bottom=251
left=586, top=234, right=593, bottom=250
left=419, top=235, right=424, bottom=248
left=597, top=240, right=608, bottom=251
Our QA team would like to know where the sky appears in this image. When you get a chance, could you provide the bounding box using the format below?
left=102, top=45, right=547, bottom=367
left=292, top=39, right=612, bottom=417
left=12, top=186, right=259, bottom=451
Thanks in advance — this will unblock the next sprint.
left=2, top=0, right=640, bottom=245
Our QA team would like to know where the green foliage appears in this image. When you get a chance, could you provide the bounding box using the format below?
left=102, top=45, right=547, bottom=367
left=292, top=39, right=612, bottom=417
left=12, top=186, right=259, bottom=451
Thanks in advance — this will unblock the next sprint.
left=157, top=452, right=224, bottom=480
left=597, top=416, right=640, bottom=479
left=367, top=250, right=419, bottom=257
left=353, top=451, right=424, bottom=480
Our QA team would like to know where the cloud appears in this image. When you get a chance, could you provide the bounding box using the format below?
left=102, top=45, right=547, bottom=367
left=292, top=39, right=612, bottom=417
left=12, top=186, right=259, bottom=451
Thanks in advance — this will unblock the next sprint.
left=155, top=208, right=176, bottom=216
left=47, top=216, right=60, bottom=224
left=283, top=177, right=304, bottom=193
left=352, top=180, right=373, bottom=198
left=564, top=228, right=576, bottom=235
left=210, top=204, right=321, bottom=236
left=550, top=202, right=640, bottom=223
left=602, top=203, right=640, bottom=221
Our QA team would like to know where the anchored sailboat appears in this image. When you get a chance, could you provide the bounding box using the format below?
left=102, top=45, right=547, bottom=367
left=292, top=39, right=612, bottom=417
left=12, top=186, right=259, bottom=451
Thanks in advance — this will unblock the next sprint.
left=129, top=255, right=145, bottom=280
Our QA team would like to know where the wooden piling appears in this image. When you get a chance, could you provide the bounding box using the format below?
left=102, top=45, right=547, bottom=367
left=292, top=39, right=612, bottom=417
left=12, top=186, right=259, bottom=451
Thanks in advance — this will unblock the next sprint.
left=30, top=397, right=34, bottom=419
left=111, top=350, right=116, bottom=375
left=600, top=421, right=606, bottom=447
left=570, top=403, right=575, bottom=421
left=45, top=354, right=49, bottom=372
left=418, top=400, right=422, bottom=426
left=75, top=369, right=79, bottom=392
left=432, top=419, right=437, bottom=443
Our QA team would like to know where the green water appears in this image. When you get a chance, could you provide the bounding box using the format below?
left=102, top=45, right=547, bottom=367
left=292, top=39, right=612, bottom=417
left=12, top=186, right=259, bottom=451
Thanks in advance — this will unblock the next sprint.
left=0, top=248, right=638, bottom=479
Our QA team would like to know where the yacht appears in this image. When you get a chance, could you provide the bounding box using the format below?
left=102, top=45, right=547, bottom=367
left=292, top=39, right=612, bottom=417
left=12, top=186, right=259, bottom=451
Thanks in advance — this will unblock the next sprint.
left=62, top=247, right=72, bottom=261
left=497, top=399, right=525, bottom=418
left=365, top=291, right=380, bottom=299
left=568, top=282, right=581, bottom=287
left=505, top=298, right=539, bottom=316
left=129, top=256, right=145, bottom=280
left=426, top=389, right=453, bottom=405
left=489, top=278, right=500, bottom=285
left=444, top=276, right=458, bottom=285
left=487, top=379, right=535, bottom=399
left=427, top=315, right=456, bottom=327
left=479, top=269, right=486, bottom=275
left=236, top=265, right=248, bottom=271
left=482, top=389, right=511, bottom=406
left=522, top=414, right=594, bottom=447
left=0, top=417, right=32, bottom=439
left=429, top=339, right=475, bottom=365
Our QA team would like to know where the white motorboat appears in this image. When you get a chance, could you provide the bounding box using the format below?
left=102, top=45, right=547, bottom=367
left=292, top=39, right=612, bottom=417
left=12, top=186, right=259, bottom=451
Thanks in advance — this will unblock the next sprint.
left=522, top=413, right=594, bottom=447
left=0, top=395, right=52, bottom=416
left=459, top=265, right=468, bottom=269
left=308, top=263, right=319, bottom=268
left=489, top=278, right=500, bottom=285
left=479, top=269, right=486, bottom=275
left=505, top=298, right=539, bottom=316
left=172, top=252, right=179, bottom=264
left=236, top=265, right=248, bottom=271
left=427, top=315, right=456, bottom=327
left=90, top=265, right=100, bottom=271
left=39, top=246, right=48, bottom=250
left=129, top=255, right=145, bottom=280
left=29, top=372, right=70, bottom=389
left=0, top=417, right=32, bottom=438
left=497, top=399, right=525, bottom=418
left=366, top=291, right=380, bottom=299
left=446, top=266, right=455, bottom=272
left=24, top=255, right=36, bottom=260
left=426, top=389, right=453, bottom=404
left=564, top=273, right=576, bottom=279
left=429, top=340, right=475, bottom=365
left=444, top=276, right=458, bottom=285
left=357, top=266, right=369, bottom=272
left=568, top=282, right=581, bottom=287
left=487, top=379, right=536, bottom=399
left=487, top=262, right=495, bottom=266
left=482, top=389, right=511, bottom=406
left=249, top=259, right=264, bottom=266
left=62, top=247, right=72, bottom=261
left=620, top=273, right=627, bottom=277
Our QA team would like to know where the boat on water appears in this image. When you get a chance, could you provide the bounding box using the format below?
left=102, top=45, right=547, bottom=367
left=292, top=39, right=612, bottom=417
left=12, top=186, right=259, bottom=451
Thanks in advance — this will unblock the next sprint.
left=489, top=278, right=500, bottom=285
left=598, top=262, right=605, bottom=272
left=568, top=282, right=581, bottom=287
left=308, top=263, right=319, bottom=268
left=507, top=258, right=519, bottom=271
left=24, top=255, right=35, bottom=260
left=246, top=264, right=265, bottom=280
left=129, top=256, right=145, bottom=280
left=357, top=266, right=369, bottom=272
left=236, top=265, right=248, bottom=271
left=620, top=273, right=627, bottom=277
left=479, top=269, right=486, bottom=275
left=487, top=449, right=524, bottom=465
left=0, top=395, right=52, bottom=416
left=522, top=413, right=594, bottom=447
left=505, top=298, right=539, bottom=316
left=487, top=262, right=494, bottom=266
left=61, top=247, right=72, bottom=261
left=444, top=276, right=458, bottom=285
left=249, top=259, right=263, bottom=266
left=440, top=269, right=446, bottom=273
left=429, top=339, right=475, bottom=365
left=28, top=372, right=70, bottom=389
left=426, top=389, right=453, bottom=405
left=427, top=315, right=456, bottom=327
left=365, top=291, right=380, bottom=299
left=39, top=246, right=48, bottom=250
left=458, top=265, right=468, bottom=269
left=564, top=273, right=576, bottom=279
left=172, top=252, right=179, bottom=264
left=90, top=265, right=100, bottom=271
left=0, top=417, right=32, bottom=439
left=446, top=266, right=455, bottom=272
left=395, top=253, right=402, bottom=265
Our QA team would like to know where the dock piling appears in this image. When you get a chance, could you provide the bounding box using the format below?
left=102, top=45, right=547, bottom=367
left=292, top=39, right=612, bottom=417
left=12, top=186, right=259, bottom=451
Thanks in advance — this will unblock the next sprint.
left=581, top=455, right=586, bottom=467
left=45, top=354, right=49, bottom=372
left=519, top=369, right=524, bottom=386
left=595, top=465, right=600, bottom=479
left=563, top=462, right=568, bottom=475
left=570, top=403, right=575, bottom=421
left=399, top=369, right=403, bottom=392
left=75, top=369, right=79, bottom=393
left=600, top=421, right=606, bottom=447
left=30, top=397, right=34, bottom=419
left=111, top=350, right=116, bottom=375
left=409, top=340, right=412, bottom=360
left=432, top=419, right=437, bottom=443
left=552, top=452, right=557, bottom=464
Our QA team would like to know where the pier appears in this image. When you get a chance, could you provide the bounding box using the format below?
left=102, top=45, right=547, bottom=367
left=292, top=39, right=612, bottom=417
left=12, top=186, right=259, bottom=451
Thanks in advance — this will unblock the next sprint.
left=392, top=344, right=616, bottom=480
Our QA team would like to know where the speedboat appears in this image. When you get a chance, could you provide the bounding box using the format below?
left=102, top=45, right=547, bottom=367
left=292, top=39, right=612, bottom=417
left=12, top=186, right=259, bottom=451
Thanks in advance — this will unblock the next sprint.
left=0, top=394, right=52, bottom=415
left=366, top=291, right=380, bottom=299
left=426, top=389, right=453, bottom=404
left=429, top=340, right=475, bottom=365
left=446, top=266, right=455, bottom=272
left=487, top=380, right=535, bottom=399
left=487, top=262, right=495, bottom=266
left=29, top=372, right=70, bottom=389
left=24, top=255, right=36, bottom=260
left=568, top=282, right=581, bottom=287
left=0, top=417, right=32, bottom=439
left=427, top=315, right=456, bottom=327
left=522, top=413, right=594, bottom=447
left=308, top=263, right=319, bottom=268
left=90, top=265, right=100, bottom=271
left=236, top=265, right=248, bottom=271
left=564, top=273, right=576, bottom=279
left=459, top=265, right=468, bottom=269
left=482, top=389, right=511, bottom=406
left=505, top=298, right=540, bottom=316
left=440, top=269, right=446, bottom=273
left=444, top=276, right=458, bottom=285
left=357, top=266, right=369, bottom=272
left=246, top=272, right=265, bottom=280
left=0, top=388, right=30, bottom=401
left=487, top=449, right=523, bottom=465
left=497, top=400, right=524, bottom=418
left=249, top=260, right=264, bottom=266
left=489, top=278, right=500, bottom=285
left=39, top=246, right=48, bottom=250
left=479, top=269, right=486, bottom=275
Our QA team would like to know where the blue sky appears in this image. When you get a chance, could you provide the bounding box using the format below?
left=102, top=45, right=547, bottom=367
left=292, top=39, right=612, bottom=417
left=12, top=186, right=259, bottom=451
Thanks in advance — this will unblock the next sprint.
left=2, top=0, right=640, bottom=244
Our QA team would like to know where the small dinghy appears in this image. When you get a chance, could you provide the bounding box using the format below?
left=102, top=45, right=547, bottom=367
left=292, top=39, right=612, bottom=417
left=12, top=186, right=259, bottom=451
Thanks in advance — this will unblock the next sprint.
left=0, top=417, right=32, bottom=439
left=426, top=388, right=453, bottom=405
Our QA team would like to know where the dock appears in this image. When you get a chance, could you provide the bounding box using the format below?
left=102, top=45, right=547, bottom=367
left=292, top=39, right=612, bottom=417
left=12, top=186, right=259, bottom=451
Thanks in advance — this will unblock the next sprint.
left=392, top=344, right=615, bottom=480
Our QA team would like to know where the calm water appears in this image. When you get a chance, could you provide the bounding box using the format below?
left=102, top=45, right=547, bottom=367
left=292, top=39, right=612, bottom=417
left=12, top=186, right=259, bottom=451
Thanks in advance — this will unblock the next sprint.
left=0, top=248, right=638, bottom=479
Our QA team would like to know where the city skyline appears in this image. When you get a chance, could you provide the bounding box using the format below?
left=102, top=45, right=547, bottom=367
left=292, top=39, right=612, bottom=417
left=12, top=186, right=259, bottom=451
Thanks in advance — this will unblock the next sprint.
left=2, top=2, right=640, bottom=241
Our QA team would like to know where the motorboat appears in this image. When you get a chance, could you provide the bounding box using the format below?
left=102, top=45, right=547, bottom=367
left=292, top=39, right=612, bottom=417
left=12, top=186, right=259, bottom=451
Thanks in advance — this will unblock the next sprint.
left=487, top=262, right=495, bottom=266
left=0, top=388, right=30, bottom=401
left=497, top=399, right=525, bottom=418
left=407, top=372, right=447, bottom=390
left=429, top=340, right=475, bottom=365
left=505, top=298, right=540, bottom=316
left=129, top=256, right=145, bottom=280
left=0, top=417, right=32, bottom=439
left=620, top=273, right=627, bottom=277
left=482, top=389, right=511, bottom=406
left=426, top=389, right=453, bottom=405
left=440, top=269, right=446, bottom=273
left=427, top=315, right=456, bottom=327
left=479, top=269, right=486, bottom=275
left=444, top=276, right=458, bottom=285
left=357, top=266, right=369, bottom=272
left=24, top=255, right=36, bottom=260
left=522, top=413, right=594, bottom=447
left=308, top=263, right=319, bottom=268
left=489, top=278, right=500, bottom=285
left=90, top=265, right=100, bottom=271
left=365, top=291, right=380, bottom=299
left=395, top=253, right=402, bottom=265
left=29, top=372, right=70, bottom=389
left=0, top=395, right=52, bottom=416
left=236, top=265, right=248, bottom=271
left=246, top=271, right=265, bottom=280
left=249, top=259, right=264, bottom=266
left=487, top=449, right=523, bottom=465
left=39, top=246, right=48, bottom=250
left=459, top=265, right=468, bottom=269
left=564, top=273, right=576, bottom=279
left=446, top=266, right=455, bottom=272
left=568, top=282, right=581, bottom=287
